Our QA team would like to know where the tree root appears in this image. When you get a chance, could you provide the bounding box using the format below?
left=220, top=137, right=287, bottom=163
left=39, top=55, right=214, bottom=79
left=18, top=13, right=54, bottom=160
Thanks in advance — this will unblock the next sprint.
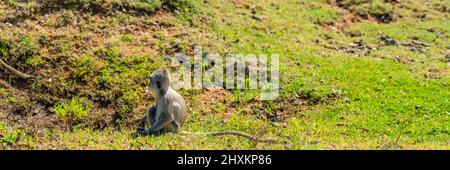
left=181, top=130, right=279, bottom=143
left=0, top=58, right=35, bottom=79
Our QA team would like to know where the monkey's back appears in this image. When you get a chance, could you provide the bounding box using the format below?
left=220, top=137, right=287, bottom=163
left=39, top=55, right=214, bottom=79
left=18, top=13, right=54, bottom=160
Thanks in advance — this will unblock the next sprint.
left=165, top=88, right=187, bottom=129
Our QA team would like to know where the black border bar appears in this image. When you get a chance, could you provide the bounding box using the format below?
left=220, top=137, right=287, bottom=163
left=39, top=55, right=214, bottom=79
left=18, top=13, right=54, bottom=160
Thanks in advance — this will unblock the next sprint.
left=0, top=150, right=448, bottom=168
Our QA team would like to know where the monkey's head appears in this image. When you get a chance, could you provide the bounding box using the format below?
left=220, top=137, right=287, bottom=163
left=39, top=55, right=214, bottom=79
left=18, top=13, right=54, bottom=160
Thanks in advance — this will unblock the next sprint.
left=149, top=69, right=171, bottom=95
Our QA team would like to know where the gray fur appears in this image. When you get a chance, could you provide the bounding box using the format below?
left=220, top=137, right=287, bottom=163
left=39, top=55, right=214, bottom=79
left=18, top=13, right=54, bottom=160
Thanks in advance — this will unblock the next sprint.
left=137, top=69, right=187, bottom=135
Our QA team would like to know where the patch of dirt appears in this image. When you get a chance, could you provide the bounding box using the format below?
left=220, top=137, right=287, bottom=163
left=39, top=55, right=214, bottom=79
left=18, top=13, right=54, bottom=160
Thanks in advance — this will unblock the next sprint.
left=424, top=68, right=448, bottom=79
left=195, top=88, right=233, bottom=114
left=325, top=0, right=399, bottom=33
left=334, top=0, right=396, bottom=23
left=241, top=90, right=342, bottom=124
left=394, top=55, right=415, bottom=63
left=323, top=39, right=377, bottom=56
left=321, top=32, right=434, bottom=58
left=401, top=39, right=430, bottom=53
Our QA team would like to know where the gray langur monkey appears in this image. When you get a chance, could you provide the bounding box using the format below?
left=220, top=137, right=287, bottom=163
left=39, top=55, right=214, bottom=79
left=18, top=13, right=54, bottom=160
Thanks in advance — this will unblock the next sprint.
left=137, top=68, right=278, bottom=143
left=137, top=68, right=186, bottom=135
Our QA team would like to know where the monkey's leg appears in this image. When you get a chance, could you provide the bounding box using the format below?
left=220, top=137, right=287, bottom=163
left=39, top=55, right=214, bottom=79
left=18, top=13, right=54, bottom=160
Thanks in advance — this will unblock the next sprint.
left=138, top=106, right=156, bottom=128
left=138, top=103, right=180, bottom=136
left=137, top=106, right=157, bottom=133
left=146, top=113, right=174, bottom=135
left=169, top=103, right=182, bottom=132
left=138, top=103, right=181, bottom=136
left=138, top=110, right=174, bottom=136
left=149, top=102, right=181, bottom=133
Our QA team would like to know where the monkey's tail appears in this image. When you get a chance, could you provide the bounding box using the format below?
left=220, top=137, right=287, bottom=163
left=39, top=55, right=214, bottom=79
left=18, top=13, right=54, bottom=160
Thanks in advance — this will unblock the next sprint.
left=181, top=130, right=278, bottom=143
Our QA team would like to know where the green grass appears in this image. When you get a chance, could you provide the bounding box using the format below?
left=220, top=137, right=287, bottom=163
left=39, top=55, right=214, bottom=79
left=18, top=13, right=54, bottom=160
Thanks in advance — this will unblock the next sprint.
left=0, top=0, right=449, bottom=149
left=55, top=97, right=91, bottom=130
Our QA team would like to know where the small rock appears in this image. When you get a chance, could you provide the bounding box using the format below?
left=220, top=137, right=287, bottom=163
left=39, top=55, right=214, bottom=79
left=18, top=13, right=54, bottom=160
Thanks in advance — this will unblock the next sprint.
left=48, top=107, right=55, bottom=113
left=356, top=11, right=369, bottom=19
left=378, top=34, right=398, bottom=46
left=251, top=15, right=263, bottom=21
left=331, top=26, right=337, bottom=32
left=426, top=28, right=436, bottom=33
left=385, top=38, right=398, bottom=46
left=343, top=97, right=350, bottom=102
left=219, top=118, right=226, bottom=125
left=284, top=142, right=292, bottom=149
left=332, top=88, right=342, bottom=96
left=252, top=109, right=262, bottom=114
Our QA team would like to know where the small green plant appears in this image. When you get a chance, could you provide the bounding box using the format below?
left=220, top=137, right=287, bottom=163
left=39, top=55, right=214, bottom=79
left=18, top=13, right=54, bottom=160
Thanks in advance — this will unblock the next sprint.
left=0, top=88, right=6, bottom=96
left=0, top=39, right=10, bottom=56
left=17, top=36, right=37, bottom=55
left=307, top=8, right=341, bottom=25
left=54, top=97, right=91, bottom=130
left=127, top=0, right=162, bottom=13
left=0, top=123, right=6, bottom=134
left=163, top=0, right=197, bottom=12
left=121, top=34, right=133, bottom=43
left=0, top=123, right=21, bottom=145
left=1, top=132, right=19, bottom=145
left=4, top=97, right=17, bottom=103
left=71, top=56, right=102, bottom=81
left=42, top=0, right=163, bottom=14
left=25, top=56, right=44, bottom=67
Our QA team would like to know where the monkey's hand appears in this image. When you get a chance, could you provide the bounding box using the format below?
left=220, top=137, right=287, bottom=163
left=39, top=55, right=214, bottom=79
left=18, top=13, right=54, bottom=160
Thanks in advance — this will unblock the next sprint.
left=137, top=128, right=150, bottom=136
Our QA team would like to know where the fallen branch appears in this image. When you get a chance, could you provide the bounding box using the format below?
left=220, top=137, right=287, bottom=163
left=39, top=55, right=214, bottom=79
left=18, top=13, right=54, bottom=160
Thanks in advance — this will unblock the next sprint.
left=0, top=58, right=35, bottom=79
left=182, top=130, right=279, bottom=143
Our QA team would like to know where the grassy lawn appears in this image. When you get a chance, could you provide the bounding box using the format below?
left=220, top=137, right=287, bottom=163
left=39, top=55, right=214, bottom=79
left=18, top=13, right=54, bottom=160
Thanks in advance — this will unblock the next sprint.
left=0, top=0, right=449, bottom=149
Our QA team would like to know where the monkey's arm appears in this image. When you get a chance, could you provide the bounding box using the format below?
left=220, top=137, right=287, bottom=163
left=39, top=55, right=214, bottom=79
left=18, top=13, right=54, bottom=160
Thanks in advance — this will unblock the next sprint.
left=148, top=113, right=174, bottom=133
left=138, top=112, right=173, bottom=136
left=149, top=102, right=182, bottom=132
left=138, top=103, right=180, bottom=136
left=137, top=114, right=148, bottom=128
left=138, top=106, right=157, bottom=128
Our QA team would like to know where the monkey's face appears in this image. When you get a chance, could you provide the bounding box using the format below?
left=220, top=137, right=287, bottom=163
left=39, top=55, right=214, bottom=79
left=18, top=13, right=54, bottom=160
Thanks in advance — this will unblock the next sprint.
left=149, top=72, right=170, bottom=95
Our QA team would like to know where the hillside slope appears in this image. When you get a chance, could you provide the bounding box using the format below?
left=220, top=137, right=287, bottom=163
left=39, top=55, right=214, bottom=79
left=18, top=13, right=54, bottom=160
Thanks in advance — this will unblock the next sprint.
left=0, top=0, right=449, bottom=149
